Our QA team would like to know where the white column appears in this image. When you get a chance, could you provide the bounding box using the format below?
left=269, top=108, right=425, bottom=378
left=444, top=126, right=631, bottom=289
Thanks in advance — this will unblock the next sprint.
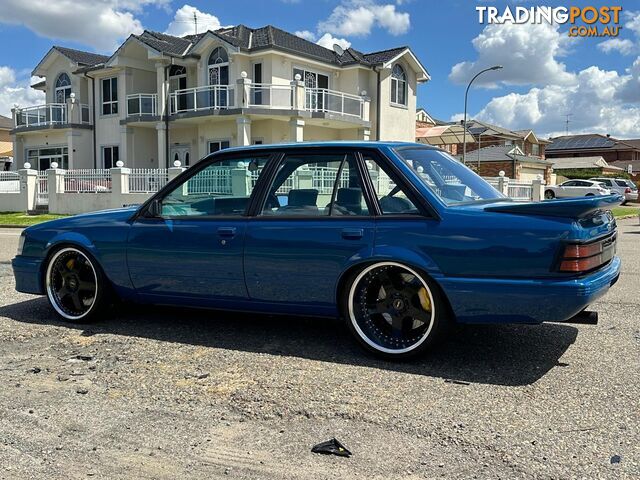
left=289, top=117, right=305, bottom=143
left=236, top=116, right=251, bottom=147
left=236, top=76, right=251, bottom=108
left=120, top=126, right=134, bottom=167
left=231, top=167, right=250, bottom=196
left=168, top=166, right=186, bottom=181
left=497, top=172, right=510, bottom=196
left=47, top=168, right=65, bottom=214
left=531, top=175, right=544, bottom=202
left=361, top=95, right=371, bottom=122
left=290, top=78, right=305, bottom=110
left=155, top=62, right=169, bottom=117
left=156, top=123, right=167, bottom=169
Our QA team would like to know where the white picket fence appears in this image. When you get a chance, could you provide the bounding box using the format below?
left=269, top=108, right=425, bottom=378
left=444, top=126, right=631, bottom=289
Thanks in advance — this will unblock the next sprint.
left=64, top=169, right=112, bottom=193
left=129, top=168, right=169, bottom=193
left=0, top=172, right=20, bottom=193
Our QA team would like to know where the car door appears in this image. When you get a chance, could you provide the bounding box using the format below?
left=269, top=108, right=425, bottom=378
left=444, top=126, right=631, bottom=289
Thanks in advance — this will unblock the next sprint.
left=558, top=180, right=576, bottom=198
left=243, top=150, right=375, bottom=311
left=127, top=152, right=272, bottom=303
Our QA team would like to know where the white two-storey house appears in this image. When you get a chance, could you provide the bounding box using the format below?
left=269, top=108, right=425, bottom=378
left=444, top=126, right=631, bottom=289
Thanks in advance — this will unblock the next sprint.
left=12, top=25, right=429, bottom=170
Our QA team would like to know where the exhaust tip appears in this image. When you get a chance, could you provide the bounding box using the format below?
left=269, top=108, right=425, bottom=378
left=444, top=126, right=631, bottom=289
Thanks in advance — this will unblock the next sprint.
left=566, top=310, right=598, bottom=325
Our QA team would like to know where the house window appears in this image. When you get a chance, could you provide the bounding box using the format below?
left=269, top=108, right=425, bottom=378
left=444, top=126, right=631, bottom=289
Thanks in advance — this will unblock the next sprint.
left=54, top=73, right=72, bottom=103
left=101, top=77, right=118, bottom=115
left=27, top=146, right=69, bottom=170
left=102, top=146, right=119, bottom=169
left=531, top=143, right=540, bottom=156
left=294, top=68, right=329, bottom=110
left=390, top=64, right=407, bottom=106
left=208, top=140, right=230, bottom=154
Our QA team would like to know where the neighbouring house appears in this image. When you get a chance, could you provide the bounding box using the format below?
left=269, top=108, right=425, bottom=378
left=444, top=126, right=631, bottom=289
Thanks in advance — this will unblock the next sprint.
left=415, top=107, right=444, bottom=127
left=549, top=156, right=625, bottom=179
left=0, top=114, right=13, bottom=170
left=416, top=119, right=550, bottom=159
left=456, top=144, right=553, bottom=183
left=11, top=25, right=430, bottom=171
left=545, top=134, right=640, bottom=176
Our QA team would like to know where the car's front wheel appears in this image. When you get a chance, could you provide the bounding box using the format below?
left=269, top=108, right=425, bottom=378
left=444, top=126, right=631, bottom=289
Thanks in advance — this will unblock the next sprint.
left=544, top=190, right=555, bottom=199
left=344, top=262, right=448, bottom=360
left=45, top=247, right=110, bottom=322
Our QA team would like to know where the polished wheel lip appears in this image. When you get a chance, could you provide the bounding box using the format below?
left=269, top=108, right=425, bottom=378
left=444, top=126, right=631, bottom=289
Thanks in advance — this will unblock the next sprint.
left=348, top=262, right=435, bottom=355
left=45, top=247, right=98, bottom=321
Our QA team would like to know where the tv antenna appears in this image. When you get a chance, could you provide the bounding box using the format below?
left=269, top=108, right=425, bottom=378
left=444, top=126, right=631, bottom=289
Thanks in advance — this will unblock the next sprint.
left=563, top=113, right=572, bottom=136
left=194, top=12, right=198, bottom=34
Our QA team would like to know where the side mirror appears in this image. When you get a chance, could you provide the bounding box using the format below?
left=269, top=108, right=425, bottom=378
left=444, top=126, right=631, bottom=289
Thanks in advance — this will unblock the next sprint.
left=146, top=199, right=162, bottom=217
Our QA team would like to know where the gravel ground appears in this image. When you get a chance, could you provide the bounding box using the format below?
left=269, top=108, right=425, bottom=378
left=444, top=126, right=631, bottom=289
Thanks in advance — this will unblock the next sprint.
left=0, top=220, right=638, bottom=479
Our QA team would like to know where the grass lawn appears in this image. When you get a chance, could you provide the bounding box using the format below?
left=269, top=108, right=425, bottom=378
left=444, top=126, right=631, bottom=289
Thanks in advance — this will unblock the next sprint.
left=611, top=205, right=640, bottom=218
left=0, top=212, right=69, bottom=227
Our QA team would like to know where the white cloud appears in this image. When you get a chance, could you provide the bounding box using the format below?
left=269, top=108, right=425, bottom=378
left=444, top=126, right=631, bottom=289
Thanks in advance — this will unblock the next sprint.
left=0, top=68, right=45, bottom=117
left=449, top=22, right=575, bottom=87
left=0, top=0, right=173, bottom=52
left=295, top=30, right=317, bottom=42
left=598, top=39, right=636, bottom=55
left=165, top=4, right=225, bottom=37
left=318, top=1, right=410, bottom=37
left=316, top=33, right=351, bottom=50
left=625, top=11, right=640, bottom=37
left=455, top=65, right=640, bottom=138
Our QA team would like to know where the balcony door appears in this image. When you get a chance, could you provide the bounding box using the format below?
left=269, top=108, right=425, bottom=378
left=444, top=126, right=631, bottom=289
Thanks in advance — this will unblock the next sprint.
left=169, top=65, right=187, bottom=112
left=53, top=73, right=71, bottom=123
left=208, top=47, right=229, bottom=108
left=294, top=68, right=328, bottom=111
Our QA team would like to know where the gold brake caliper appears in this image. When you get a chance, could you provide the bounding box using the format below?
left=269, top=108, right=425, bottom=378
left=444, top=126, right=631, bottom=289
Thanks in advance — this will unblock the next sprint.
left=418, top=287, right=431, bottom=312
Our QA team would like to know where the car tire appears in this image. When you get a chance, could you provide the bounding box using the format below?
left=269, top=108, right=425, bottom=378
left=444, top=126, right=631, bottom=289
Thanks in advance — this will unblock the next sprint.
left=544, top=190, right=555, bottom=199
left=342, top=262, right=449, bottom=360
left=45, top=246, right=112, bottom=323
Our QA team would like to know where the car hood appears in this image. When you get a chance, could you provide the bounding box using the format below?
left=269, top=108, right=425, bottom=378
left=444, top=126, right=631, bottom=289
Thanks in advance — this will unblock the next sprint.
left=26, top=206, right=139, bottom=232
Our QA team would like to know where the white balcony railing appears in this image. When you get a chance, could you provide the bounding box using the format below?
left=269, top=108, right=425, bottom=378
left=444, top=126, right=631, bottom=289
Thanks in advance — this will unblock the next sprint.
left=15, top=103, right=91, bottom=128
left=304, top=88, right=364, bottom=118
left=127, top=94, right=157, bottom=117
left=169, top=85, right=235, bottom=114
left=248, top=83, right=294, bottom=109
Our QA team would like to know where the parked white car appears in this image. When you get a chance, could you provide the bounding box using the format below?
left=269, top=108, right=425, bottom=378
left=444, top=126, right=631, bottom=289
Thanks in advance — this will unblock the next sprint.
left=589, top=177, right=638, bottom=204
left=544, top=179, right=611, bottom=199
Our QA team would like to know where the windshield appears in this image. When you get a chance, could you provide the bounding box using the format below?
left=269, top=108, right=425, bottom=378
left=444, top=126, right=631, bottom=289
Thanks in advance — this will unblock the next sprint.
left=394, top=147, right=504, bottom=205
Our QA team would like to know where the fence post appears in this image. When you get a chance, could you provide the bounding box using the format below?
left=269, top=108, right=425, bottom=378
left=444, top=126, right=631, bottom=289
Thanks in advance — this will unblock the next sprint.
left=236, top=73, right=251, bottom=107
left=111, top=166, right=130, bottom=208
left=291, top=76, right=305, bottom=110
left=19, top=169, right=37, bottom=213
left=531, top=175, right=544, bottom=202
left=168, top=166, right=185, bottom=182
left=361, top=94, right=370, bottom=122
left=497, top=171, right=509, bottom=196
left=296, top=167, right=313, bottom=190
left=231, top=167, right=250, bottom=196
left=47, top=168, right=65, bottom=214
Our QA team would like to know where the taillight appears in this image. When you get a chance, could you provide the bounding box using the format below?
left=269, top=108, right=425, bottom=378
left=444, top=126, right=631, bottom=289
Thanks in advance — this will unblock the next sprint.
left=625, top=187, right=631, bottom=194
left=559, top=235, right=616, bottom=273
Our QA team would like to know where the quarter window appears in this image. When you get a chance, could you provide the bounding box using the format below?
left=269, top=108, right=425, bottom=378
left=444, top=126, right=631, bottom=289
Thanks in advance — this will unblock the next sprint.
left=260, top=153, right=369, bottom=216
left=363, top=154, right=419, bottom=215
left=160, top=155, right=270, bottom=217
left=101, top=77, right=118, bottom=115
left=390, top=64, right=407, bottom=106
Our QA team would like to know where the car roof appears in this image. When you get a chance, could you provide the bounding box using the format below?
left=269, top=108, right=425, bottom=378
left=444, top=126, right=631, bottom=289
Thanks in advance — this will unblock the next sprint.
left=217, top=141, right=439, bottom=154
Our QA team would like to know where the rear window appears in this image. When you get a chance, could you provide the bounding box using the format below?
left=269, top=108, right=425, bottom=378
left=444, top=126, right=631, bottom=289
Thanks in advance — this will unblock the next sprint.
left=615, top=180, right=628, bottom=187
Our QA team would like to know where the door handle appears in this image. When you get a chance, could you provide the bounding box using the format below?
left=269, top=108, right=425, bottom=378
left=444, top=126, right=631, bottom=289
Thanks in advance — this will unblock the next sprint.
left=341, top=228, right=363, bottom=240
left=217, top=227, right=237, bottom=238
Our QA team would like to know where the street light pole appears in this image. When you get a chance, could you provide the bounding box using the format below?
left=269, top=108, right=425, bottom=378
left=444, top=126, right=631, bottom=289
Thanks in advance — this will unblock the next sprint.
left=462, top=65, right=503, bottom=165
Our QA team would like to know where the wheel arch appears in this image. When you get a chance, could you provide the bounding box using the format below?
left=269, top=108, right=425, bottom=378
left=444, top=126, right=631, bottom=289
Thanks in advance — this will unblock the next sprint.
left=40, top=235, right=102, bottom=292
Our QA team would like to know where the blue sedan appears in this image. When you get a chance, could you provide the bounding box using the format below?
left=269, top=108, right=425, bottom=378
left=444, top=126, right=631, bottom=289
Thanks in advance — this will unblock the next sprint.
left=12, top=142, right=622, bottom=359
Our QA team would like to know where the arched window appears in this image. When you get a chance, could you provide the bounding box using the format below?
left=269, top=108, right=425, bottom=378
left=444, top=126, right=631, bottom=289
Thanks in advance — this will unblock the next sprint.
left=390, top=64, right=407, bottom=106
left=55, top=73, right=72, bottom=103
left=184, top=152, right=190, bottom=166
left=207, top=47, right=229, bottom=107
left=208, top=47, right=228, bottom=66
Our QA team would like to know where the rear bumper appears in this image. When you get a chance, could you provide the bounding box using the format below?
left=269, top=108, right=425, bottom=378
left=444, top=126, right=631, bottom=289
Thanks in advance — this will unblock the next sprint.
left=438, top=256, right=621, bottom=324
left=12, top=255, right=45, bottom=295
left=624, top=192, right=638, bottom=202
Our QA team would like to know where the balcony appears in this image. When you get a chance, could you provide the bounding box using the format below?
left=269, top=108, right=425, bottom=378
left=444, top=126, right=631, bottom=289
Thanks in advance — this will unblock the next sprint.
left=247, top=83, right=294, bottom=109
left=304, top=88, right=365, bottom=119
left=126, top=94, right=158, bottom=117
left=15, top=103, right=91, bottom=129
left=169, top=85, right=235, bottom=115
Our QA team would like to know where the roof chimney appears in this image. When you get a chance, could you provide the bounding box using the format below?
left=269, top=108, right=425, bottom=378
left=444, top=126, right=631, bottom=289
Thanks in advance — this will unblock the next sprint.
left=606, top=133, right=611, bottom=138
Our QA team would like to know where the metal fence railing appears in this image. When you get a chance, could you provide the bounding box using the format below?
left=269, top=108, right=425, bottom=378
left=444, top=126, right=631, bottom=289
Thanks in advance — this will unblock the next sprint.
left=304, top=88, right=364, bottom=118
left=0, top=172, right=20, bottom=193
left=188, top=167, right=232, bottom=194
left=248, top=84, right=294, bottom=109
left=169, top=85, right=235, bottom=114
left=129, top=168, right=168, bottom=193
left=126, top=94, right=158, bottom=117
left=64, top=169, right=112, bottom=193
left=311, top=166, right=350, bottom=194
left=508, top=182, right=534, bottom=201
left=36, top=171, right=48, bottom=205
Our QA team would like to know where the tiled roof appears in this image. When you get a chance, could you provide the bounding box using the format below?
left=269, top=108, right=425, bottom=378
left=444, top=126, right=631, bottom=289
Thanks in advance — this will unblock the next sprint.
left=458, top=145, right=550, bottom=164
left=53, top=46, right=109, bottom=66
left=0, top=114, right=13, bottom=130
left=133, top=25, right=413, bottom=68
left=550, top=156, right=622, bottom=170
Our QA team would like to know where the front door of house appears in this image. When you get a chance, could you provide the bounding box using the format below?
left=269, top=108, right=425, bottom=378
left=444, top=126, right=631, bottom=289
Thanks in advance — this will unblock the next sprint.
left=170, top=144, right=191, bottom=167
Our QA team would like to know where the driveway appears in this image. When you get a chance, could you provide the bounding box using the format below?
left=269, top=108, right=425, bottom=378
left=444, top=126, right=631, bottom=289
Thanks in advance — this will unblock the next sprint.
left=0, top=220, right=638, bottom=479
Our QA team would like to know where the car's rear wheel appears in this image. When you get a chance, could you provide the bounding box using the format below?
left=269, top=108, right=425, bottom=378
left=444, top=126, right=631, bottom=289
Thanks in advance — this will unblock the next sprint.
left=586, top=193, right=595, bottom=197
left=544, top=190, right=555, bottom=199
left=45, top=247, right=110, bottom=322
left=344, top=262, right=448, bottom=360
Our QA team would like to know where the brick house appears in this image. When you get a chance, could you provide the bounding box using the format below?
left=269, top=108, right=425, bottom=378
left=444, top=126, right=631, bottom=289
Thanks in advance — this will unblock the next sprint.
left=457, top=144, right=553, bottom=183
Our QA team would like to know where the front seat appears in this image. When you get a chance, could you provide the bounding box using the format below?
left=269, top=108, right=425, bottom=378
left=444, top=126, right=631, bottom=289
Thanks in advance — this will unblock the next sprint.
left=278, top=188, right=319, bottom=215
left=328, top=188, right=363, bottom=215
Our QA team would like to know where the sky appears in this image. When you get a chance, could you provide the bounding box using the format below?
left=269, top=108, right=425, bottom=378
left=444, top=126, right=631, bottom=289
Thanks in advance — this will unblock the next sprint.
left=0, top=0, right=639, bottom=138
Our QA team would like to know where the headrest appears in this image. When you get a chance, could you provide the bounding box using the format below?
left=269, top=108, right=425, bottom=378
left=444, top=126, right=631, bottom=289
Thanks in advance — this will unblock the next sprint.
left=337, top=188, right=362, bottom=204
left=288, top=189, right=318, bottom=206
